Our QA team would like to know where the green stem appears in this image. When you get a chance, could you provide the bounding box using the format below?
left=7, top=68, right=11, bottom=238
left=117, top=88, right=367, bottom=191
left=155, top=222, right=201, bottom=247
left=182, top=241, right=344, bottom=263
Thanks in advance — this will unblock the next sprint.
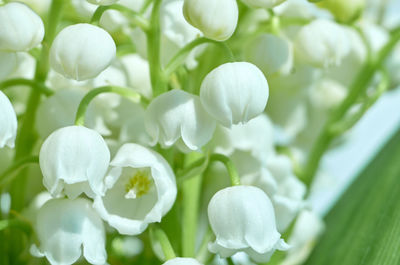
left=0, top=156, right=39, bottom=188
left=150, top=226, right=176, bottom=260
left=146, top=0, right=167, bottom=97
left=210, top=154, right=241, bottom=186
left=301, top=31, right=400, bottom=188
left=0, top=78, right=53, bottom=96
left=164, top=38, right=235, bottom=77
left=74, top=86, right=141, bottom=126
left=90, top=4, right=149, bottom=30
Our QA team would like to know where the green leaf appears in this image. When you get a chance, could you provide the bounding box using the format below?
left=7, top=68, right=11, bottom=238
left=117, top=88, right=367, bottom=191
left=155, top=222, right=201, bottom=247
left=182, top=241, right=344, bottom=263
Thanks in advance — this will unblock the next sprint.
left=305, top=128, right=400, bottom=265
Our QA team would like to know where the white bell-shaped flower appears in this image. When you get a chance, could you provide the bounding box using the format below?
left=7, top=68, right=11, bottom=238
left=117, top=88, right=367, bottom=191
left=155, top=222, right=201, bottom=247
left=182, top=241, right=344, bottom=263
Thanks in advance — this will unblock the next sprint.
left=145, top=89, right=216, bottom=152
left=241, top=0, right=286, bottom=8
left=50, top=23, right=116, bottom=81
left=200, top=62, right=269, bottom=128
left=208, top=186, right=289, bottom=263
left=31, top=198, right=107, bottom=265
left=183, top=0, right=238, bottom=41
left=245, top=34, right=293, bottom=76
left=87, top=0, right=119, bottom=5
left=93, top=143, right=177, bottom=235
left=163, top=257, right=203, bottom=265
left=0, top=91, right=18, bottom=149
left=0, top=2, right=44, bottom=52
left=39, top=126, right=110, bottom=199
left=294, top=19, right=350, bottom=68
left=0, top=51, right=18, bottom=80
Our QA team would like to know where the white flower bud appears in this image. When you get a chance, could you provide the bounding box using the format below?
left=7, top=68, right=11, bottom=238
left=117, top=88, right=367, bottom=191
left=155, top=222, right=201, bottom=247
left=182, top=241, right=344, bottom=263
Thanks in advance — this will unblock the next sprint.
left=93, top=143, right=177, bottom=235
left=208, top=186, right=289, bottom=263
left=0, top=91, right=17, bottom=149
left=0, top=2, right=44, bottom=52
left=145, top=89, right=216, bottom=152
left=294, top=19, right=350, bottom=68
left=39, top=126, right=111, bottom=199
left=245, top=34, right=293, bottom=76
left=200, top=62, right=269, bottom=128
left=50, top=23, right=116, bottom=81
left=0, top=51, right=18, bottom=80
left=163, top=258, right=203, bottom=265
left=31, top=198, right=107, bottom=265
left=183, top=0, right=238, bottom=41
left=241, top=0, right=286, bottom=8
left=87, top=0, right=119, bottom=5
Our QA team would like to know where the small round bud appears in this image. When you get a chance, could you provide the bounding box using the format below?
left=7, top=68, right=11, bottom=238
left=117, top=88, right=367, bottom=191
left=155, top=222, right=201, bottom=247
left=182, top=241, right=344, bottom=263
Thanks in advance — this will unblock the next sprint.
left=0, top=2, right=44, bottom=52
left=183, top=0, right=238, bottom=41
left=50, top=23, right=116, bottom=81
left=200, top=62, right=269, bottom=127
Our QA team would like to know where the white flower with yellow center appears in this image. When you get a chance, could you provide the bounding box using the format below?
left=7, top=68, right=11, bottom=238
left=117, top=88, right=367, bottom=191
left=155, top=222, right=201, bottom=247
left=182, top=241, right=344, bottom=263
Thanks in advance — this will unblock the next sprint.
left=93, top=143, right=177, bottom=235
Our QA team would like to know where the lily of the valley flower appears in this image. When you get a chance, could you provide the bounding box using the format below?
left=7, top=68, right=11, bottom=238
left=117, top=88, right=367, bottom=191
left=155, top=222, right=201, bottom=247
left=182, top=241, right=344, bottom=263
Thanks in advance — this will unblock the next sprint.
left=50, top=23, right=116, bottom=81
left=208, top=186, right=289, bottom=263
left=39, top=126, right=110, bottom=198
left=294, top=19, right=350, bottom=68
left=0, top=2, right=44, bottom=52
left=31, top=198, right=107, bottom=265
left=93, top=143, right=177, bottom=235
left=163, top=257, right=203, bottom=265
left=183, top=0, right=238, bottom=41
left=0, top=51, right=18, bottom=80
left=200, top=62, right=269, bottom=128
left=145, top=89, right=216, bottom=152
left=0, top=91, right=18, bottom=149
left=241, top=0, right=287, bottom=8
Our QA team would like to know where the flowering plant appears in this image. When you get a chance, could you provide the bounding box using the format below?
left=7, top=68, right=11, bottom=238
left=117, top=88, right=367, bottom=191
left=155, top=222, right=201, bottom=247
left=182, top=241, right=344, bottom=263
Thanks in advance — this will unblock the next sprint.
left=1, top=0, right=400, bottom=265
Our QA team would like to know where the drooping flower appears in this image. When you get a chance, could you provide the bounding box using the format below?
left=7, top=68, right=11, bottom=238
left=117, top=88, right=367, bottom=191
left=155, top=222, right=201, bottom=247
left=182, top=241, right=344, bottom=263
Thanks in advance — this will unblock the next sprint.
left=0, top=91, right=18, bottom=149
left=183, top=0, right=238, bottom=41
left=241, top=0, right=287, bottom=8
left=208, top=185, right=289, bottom=263
left=93, top=143, right=177, bottom=235
left=200, top=62, right=269, bottom=128
left=50, top=23, right=116, bottom=81
left=39, top=125, right=110, bottom=198
left=31, top=198, right=107, bottom=265
left=163, top=257, right=203, bottom=265
left=0, top=2, right=44, bottom=52
left=294, top=19, right=350, bottom=68
left=145, top=89, right=216, bottom=152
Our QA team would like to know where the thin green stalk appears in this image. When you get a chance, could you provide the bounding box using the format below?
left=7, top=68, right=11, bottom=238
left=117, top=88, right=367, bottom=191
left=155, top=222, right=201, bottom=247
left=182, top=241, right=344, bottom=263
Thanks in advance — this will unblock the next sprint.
left=0, top=78, right=53, bottom=96
left=210, top=154, right=241, bottom=186
left=182, top=152, right=203, bottom=257
left=150, top=226, right=176, bottom=260
left=164, top=38, right=235, bottom=77
left=0, top=156, right=39, bottom=188
left=300, top=31, right=400, bottom=187
left=90, top=4, right=149, bottom=30
left=74, top=86, right=141, bottom=126
left=146, top=0, right=166, bottom=97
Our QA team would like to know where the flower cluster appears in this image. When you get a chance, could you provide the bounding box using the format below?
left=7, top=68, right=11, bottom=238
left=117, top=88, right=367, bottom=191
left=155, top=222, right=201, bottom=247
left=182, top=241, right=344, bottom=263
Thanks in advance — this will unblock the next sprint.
left=0, top=0, right=399, bottom=265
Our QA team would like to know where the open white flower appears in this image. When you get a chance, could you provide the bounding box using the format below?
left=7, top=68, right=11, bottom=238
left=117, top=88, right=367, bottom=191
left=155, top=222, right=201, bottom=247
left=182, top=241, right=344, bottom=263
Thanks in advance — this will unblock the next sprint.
left=208, top=186, right=289, bottom=263
left=0, top=2, right=44, bottom=52
left=0, top=91, right=18, bottom=149
left=50, top=23, right=116, bottom=81
left=32, top=198, right=107, bottom=265
left=241, top=0, right=287, bottom=8
left=294, top=19, right=350, bottom=68
left=93, top=143, right=177, bottom=235
left=163, top=257, right=203, bottom=265
left=183, top=0, right=238, bottom=41
left=200, top=62, right=269, bottom=127
left=145, top=89, right=216, bottom=152
left=39, top=126, right=110, bottom=199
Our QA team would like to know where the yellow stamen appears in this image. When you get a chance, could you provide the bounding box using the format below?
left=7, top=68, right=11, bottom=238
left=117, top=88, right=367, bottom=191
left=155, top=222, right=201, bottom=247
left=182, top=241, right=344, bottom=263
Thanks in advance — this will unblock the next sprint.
left=125, top=170, right=152, bottom=199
